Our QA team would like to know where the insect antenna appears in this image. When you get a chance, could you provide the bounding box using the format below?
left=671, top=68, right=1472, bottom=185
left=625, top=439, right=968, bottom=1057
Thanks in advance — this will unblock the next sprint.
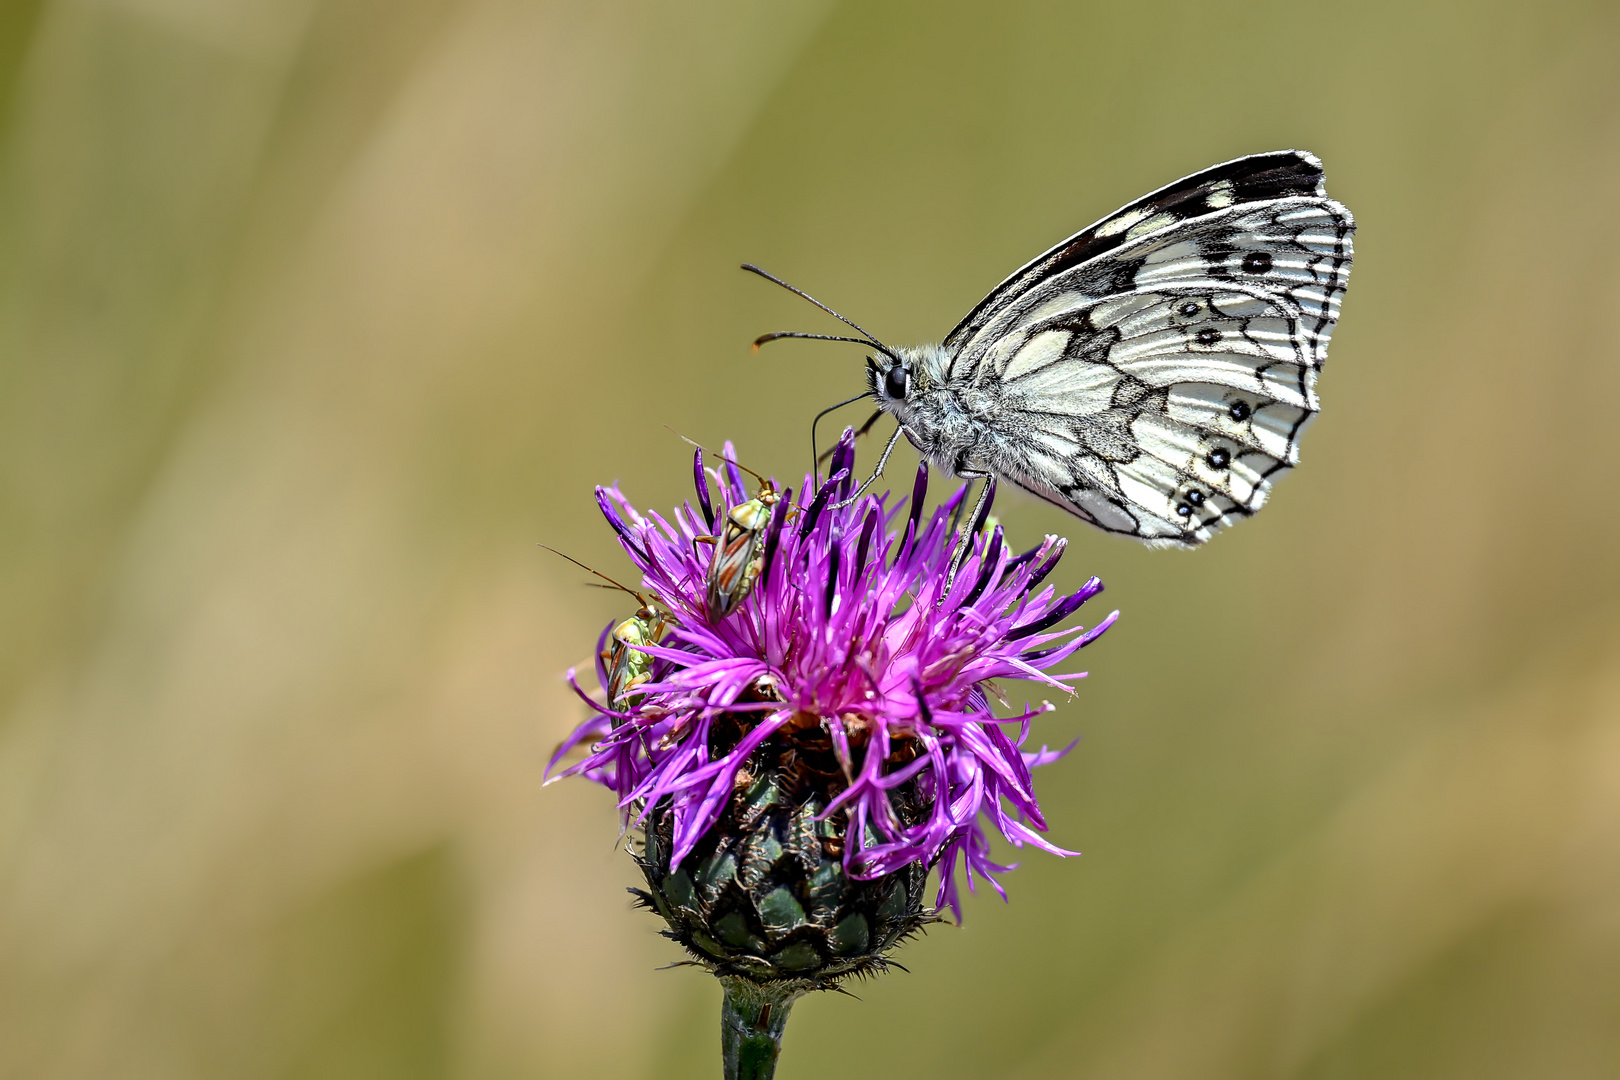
left=741, top=263, right=900, bottom=361
left=754, top=331, right=890, bottom=352
left=538, top=544, right=647, bottom=606
left=664, top=427, right=770, bottom=490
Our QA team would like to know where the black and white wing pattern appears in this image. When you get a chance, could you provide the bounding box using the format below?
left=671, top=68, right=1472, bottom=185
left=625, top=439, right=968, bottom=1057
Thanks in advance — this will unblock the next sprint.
left=948, top=150, right=1353, bottom=546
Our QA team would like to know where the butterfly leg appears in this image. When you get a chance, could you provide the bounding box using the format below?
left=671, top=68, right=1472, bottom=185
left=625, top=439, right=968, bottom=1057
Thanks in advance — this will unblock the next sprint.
left=831, top=424, right=903, bottom=509
left=941, top=472, right=995, bottom=599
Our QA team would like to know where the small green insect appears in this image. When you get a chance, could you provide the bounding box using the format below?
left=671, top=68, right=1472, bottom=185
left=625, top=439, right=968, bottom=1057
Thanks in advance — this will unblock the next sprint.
left=682, top=438, right=787, bottom=622
left=542, top=546, right=673, bottom=708
left=705, top=479, right=782, bottom=620
left=604, top=604, right=671, bottom=707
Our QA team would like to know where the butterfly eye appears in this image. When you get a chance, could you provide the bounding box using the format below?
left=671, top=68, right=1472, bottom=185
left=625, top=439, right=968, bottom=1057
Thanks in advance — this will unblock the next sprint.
left=884, top=363, right=910, bottom=400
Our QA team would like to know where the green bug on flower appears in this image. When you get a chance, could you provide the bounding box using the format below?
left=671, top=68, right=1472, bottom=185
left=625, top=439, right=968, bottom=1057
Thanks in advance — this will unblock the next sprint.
left=604, top=601, right=673, bottom=706
left=542, top=546, right=673, bottom=708
left=704, top=477, right=783, bottom=620
left=683, top=438, right=792, bottom=622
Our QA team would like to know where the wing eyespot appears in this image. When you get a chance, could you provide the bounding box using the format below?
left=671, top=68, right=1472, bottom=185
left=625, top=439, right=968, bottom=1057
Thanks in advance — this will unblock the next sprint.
left=1206, top=446, right=1232, bottom=469
left=1194, top=326, right=1221, bottom=346
left=1228, top=400, right=1252, bottom=422
left=1240, top=251, right=1273, bottom=275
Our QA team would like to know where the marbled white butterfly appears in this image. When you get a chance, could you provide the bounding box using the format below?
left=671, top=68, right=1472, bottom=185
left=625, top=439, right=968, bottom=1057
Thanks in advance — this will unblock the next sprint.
left=750, top=150, right=1354, bottom=568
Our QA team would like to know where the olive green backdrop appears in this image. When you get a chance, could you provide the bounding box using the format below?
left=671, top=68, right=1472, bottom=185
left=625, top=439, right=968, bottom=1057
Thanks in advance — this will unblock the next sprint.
left=3, top=1, right=1618, bottom=1077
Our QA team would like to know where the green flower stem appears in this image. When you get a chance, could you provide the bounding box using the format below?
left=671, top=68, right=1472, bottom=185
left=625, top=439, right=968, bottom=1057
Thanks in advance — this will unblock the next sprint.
left=720, top=977, right=803, bottom=1080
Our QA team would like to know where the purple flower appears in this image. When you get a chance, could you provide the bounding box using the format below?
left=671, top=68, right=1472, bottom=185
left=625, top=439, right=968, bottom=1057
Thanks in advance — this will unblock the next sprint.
left=549, top=429, right=1116, bottom=921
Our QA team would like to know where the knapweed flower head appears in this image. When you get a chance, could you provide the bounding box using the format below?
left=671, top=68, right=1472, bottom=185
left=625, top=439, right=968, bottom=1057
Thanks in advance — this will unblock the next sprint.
left=550, top=429, right=1115, bottom=982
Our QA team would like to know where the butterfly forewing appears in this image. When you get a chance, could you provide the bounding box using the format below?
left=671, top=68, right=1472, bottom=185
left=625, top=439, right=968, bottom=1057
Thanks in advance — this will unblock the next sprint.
left=940, top=150, right=1353, bottom=546
left=944, top=150, right=1338, bottom=350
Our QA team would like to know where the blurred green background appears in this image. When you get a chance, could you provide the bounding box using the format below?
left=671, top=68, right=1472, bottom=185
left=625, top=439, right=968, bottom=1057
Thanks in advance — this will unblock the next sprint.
left=3, top=1, right=1619, bottom=1077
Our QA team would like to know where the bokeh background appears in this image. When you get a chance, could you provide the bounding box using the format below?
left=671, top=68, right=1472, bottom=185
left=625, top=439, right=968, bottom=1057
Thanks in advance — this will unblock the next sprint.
left=3, top=1, right=1619, bottom=1077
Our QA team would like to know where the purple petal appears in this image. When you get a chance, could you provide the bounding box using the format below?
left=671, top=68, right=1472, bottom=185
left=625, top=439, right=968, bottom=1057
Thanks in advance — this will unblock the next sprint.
left=692, top=448, right=715, bottom=532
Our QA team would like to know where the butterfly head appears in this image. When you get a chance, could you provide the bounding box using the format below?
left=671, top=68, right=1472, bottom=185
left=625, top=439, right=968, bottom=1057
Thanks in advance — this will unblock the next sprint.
left=866, top=344, right=947, bottom=417
left=867, top=352, right=910, bottom=402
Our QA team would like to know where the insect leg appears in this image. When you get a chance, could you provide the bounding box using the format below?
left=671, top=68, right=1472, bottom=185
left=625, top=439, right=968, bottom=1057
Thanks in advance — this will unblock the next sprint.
left=831, top=424, right=903, bottom=509
left=946, top=480, right=972, bottom=537
left=942, top=473, right=994, bottom=599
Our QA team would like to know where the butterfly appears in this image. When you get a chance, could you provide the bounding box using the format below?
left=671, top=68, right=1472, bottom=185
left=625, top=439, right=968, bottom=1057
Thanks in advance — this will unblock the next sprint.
left=749, top=149, right=1354, bottom=575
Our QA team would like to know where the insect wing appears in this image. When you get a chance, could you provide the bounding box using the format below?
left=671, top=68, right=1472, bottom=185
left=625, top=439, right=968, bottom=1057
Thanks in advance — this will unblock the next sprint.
left=944, top=150, right=1336, bottom=354
left=945, top=151, right=1353, bottom=545
left=607, top=608, right=670, bottom=706
left=706, top=496, right=773, bottom=619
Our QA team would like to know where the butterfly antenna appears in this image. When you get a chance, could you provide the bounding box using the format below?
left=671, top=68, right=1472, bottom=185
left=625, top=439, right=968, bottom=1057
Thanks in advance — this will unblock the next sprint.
left=663, top=426, right=769, bottom=489
left=741, top=264, right=900, bottom=360
left=754, top=331, right=894, bottom=353
left=538, top=545, right=646, bottom=605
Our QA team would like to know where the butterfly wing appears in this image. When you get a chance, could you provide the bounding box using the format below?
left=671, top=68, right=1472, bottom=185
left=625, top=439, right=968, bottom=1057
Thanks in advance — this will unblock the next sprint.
left=945, top=149, right=1339, bottom=353
left=945, top=151, right=1353, bottom=546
